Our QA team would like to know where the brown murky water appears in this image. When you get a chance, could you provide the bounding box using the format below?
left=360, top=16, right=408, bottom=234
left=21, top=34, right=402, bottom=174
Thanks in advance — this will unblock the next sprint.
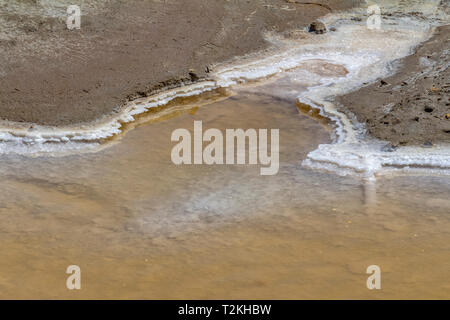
left=0, top=75, right=449, bottom=299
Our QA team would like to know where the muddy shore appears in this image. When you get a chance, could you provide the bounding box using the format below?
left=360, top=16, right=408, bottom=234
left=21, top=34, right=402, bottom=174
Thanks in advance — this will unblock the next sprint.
left=0, top=0, right=448, bottom=146
left=0, top=0, right=359, bottom=126
left=338, top=24, right=449, bottom=146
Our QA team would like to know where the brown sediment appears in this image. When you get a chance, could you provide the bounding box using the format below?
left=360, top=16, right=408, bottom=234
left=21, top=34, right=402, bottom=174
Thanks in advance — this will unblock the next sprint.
left=298, top=60, right=349, bottom=77
left=0, top=0, right=361, bottom=127
left=296, top=101, right=331, bottom=128
left=338, top=25, right=450, bottom=146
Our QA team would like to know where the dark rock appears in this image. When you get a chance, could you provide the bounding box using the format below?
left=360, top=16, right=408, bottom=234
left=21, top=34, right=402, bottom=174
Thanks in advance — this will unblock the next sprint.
left=308, top=21, right=326, bottom=34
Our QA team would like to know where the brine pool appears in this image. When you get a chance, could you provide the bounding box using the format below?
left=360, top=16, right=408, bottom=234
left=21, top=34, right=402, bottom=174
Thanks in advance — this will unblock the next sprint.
left=0, top=72, right=449, bottom=299
left=0, top=0, right=449, bottom=299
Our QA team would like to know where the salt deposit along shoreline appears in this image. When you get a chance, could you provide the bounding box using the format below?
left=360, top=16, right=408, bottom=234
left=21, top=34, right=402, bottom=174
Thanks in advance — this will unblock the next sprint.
left=0, top=1, right=448, bottom=178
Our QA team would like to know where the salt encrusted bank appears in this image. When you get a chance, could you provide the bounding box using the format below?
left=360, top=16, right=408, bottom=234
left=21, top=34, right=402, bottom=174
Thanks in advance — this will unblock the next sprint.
left=0, top=1, right=448, bottom=178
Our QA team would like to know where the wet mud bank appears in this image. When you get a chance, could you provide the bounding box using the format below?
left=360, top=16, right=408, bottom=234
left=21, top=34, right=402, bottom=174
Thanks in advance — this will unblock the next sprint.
left=338, top=24, right=449, bottom=146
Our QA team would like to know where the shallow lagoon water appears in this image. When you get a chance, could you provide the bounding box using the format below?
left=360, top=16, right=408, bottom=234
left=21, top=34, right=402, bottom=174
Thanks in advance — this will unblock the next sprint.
left=0, top=0, right=449, bottom=299
left=0, top=74, right=449, bottom=299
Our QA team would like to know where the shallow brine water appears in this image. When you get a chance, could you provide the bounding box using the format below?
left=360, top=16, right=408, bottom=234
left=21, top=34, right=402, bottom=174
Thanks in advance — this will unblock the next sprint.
left=0, top=0, right=449, bottom=299
left=0, top=71, right=449, bottom=299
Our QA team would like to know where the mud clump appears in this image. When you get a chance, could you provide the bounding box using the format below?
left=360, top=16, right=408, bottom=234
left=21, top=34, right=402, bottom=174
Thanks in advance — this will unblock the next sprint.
left=188, top=69, right=200, bottom=82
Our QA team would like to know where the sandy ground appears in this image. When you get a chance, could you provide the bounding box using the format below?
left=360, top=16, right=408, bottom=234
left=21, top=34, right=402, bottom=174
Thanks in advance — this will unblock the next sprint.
left=0, top=0, right=359, bottom=126
left=339, top=24, right=450, bottom=146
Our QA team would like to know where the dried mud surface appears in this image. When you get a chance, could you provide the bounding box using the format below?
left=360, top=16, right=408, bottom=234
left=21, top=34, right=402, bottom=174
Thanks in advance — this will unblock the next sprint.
left=0, top=0, right=359, bottom=126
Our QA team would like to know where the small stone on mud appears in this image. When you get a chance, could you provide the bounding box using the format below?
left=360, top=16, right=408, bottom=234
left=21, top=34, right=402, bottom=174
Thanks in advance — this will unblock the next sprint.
left=423, top=141, right=433, bottom=148
left=189, top=69, right=199, bottom=81
left=308, top=21, right=326, bottom=34
left=380, top=80, right=389, bottom=87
